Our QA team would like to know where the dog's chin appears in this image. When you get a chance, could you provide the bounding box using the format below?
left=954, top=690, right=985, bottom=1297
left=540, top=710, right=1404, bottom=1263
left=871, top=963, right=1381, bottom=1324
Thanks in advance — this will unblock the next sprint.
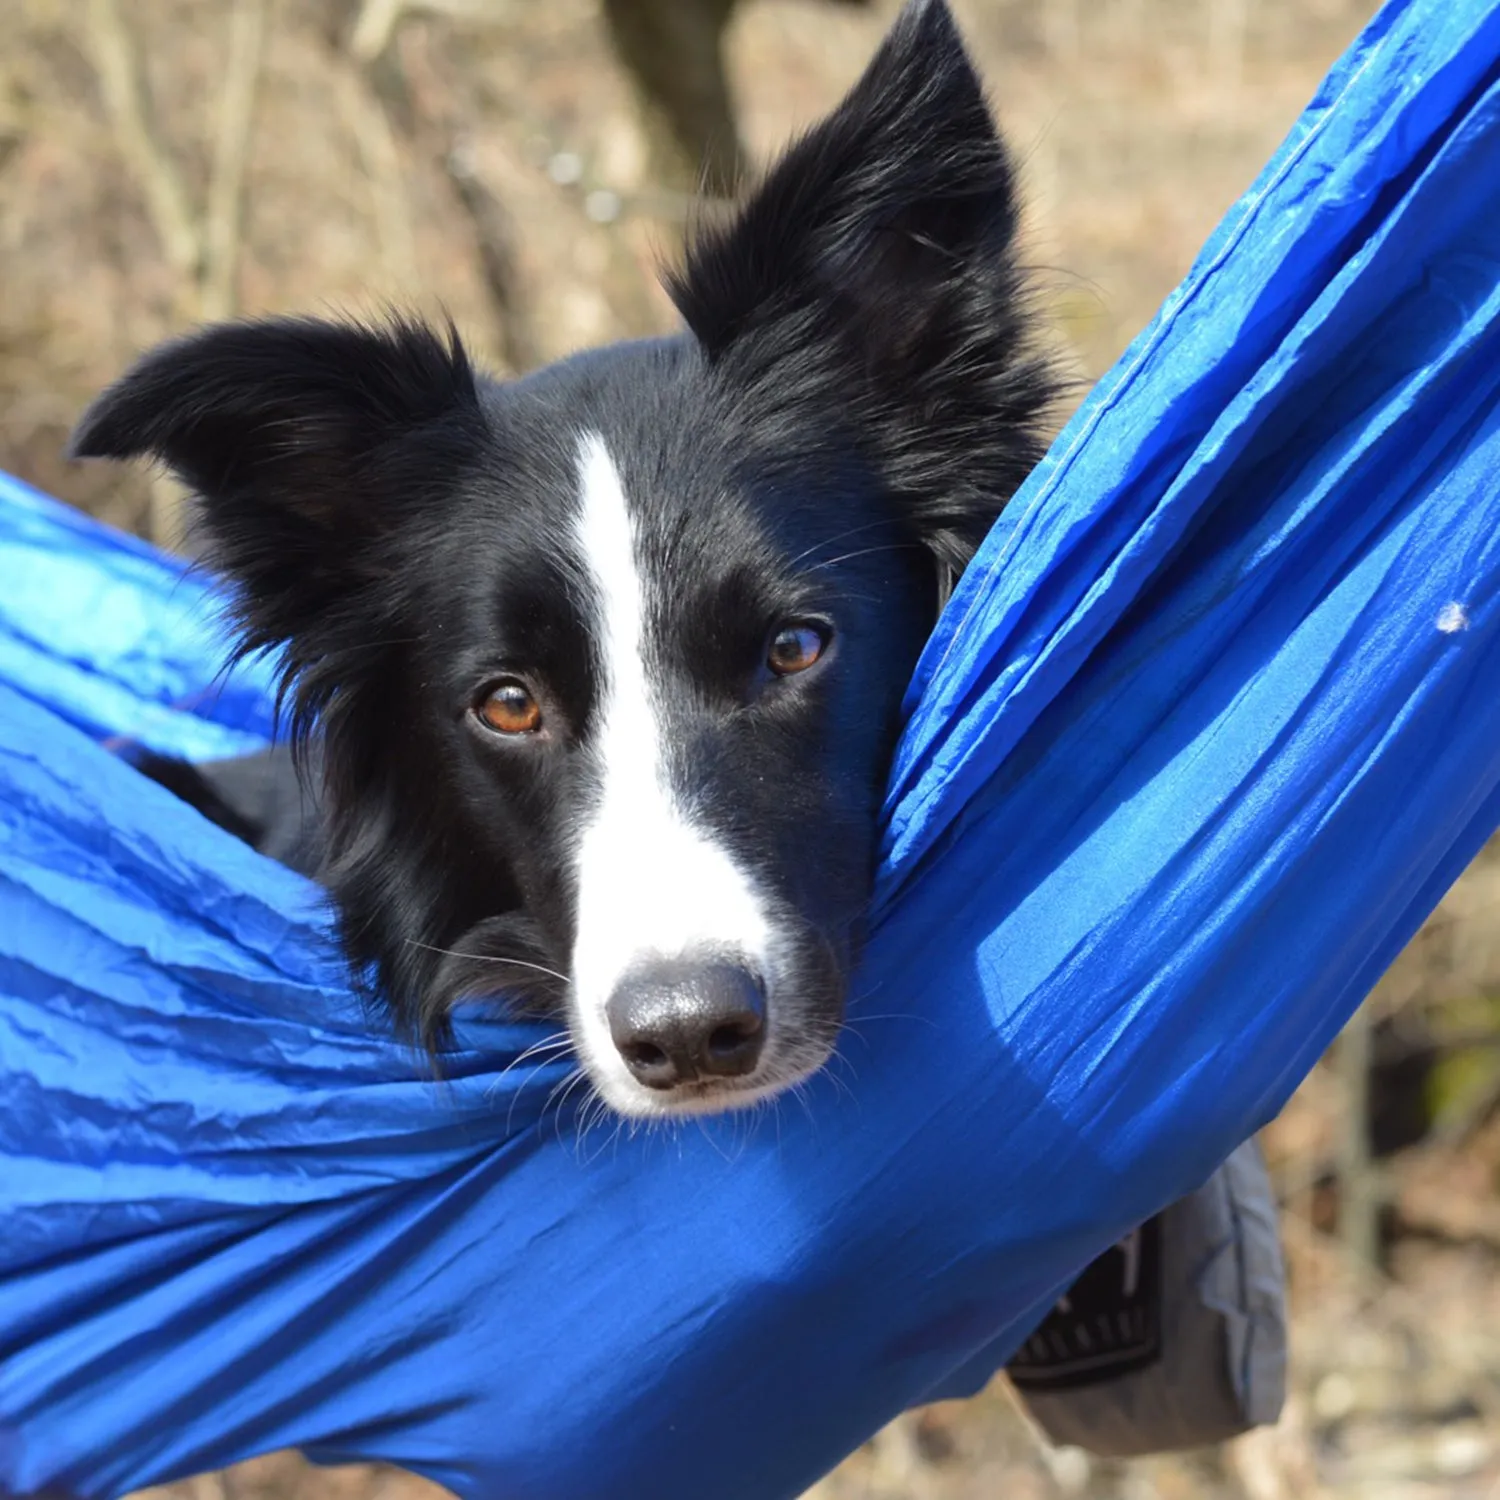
left=582, top=1036, right=840, bottom=1121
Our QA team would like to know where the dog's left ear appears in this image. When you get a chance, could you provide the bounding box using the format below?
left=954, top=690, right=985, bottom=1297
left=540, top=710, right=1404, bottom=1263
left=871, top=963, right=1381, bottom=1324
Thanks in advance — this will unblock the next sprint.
left=668, top=0, right=1055, bottom=579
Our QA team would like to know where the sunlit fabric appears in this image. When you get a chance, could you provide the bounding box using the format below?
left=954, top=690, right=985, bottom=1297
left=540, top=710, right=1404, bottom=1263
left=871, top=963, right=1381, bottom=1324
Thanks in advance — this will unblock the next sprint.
left=4, top=0, right=1500, bottom=1493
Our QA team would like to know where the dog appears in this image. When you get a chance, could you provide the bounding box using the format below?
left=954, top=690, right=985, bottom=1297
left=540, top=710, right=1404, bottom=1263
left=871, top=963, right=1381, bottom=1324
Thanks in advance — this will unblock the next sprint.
left=70, top=0, right=1055, bottom=1120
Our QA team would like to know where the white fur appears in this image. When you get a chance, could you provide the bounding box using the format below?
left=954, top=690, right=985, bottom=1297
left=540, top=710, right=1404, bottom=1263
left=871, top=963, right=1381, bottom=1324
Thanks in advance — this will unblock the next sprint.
left=568, top=434, right=777, bottom=1115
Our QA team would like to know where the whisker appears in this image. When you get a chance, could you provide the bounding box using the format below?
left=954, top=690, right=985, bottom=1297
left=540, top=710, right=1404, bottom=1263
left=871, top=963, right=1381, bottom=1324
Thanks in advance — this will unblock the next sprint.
left=785, top=518, right=893, bottom=570
left=489, top=1030, right=573, bottom=1093
left=485, top=1031, right=572, bottom=1101
left=402, top=939, right=571, bottom=988
left=595, top=1115, right=626, bottom=1164
left=547, top=1069, right=592, bottom=1141
left=801, top=542, right=923, bottom=573
left=501, top=1031, right=573, bottom=1072
left=791, top=1077, right=820, bottom=1125
left=823, top=1055, right=859, bottom=1107
left=576, top=1094, right=617, bottom=1159
left=846, top=1010, right=937, bottom=1028
left=840, top=1010, right=938, bottom=1058
left=705, top=1113, right=730, bottom=1161
left=503, top=1055, right=577, bottom=1134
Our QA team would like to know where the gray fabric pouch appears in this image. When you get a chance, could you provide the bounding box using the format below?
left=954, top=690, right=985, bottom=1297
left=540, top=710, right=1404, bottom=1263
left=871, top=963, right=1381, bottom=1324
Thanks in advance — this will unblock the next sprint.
left=1006, top=1138, right=1287, bottom=1456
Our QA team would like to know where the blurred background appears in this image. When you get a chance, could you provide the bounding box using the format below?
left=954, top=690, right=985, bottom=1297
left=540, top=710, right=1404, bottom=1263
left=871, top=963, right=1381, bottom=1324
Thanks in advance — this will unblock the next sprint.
left=6, top=0, right=1500, bottom=1496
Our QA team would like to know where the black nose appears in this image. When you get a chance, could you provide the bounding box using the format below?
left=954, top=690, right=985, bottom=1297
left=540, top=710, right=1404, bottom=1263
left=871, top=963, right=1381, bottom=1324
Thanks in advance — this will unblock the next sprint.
left=606, top=962, right=766, bottom=1089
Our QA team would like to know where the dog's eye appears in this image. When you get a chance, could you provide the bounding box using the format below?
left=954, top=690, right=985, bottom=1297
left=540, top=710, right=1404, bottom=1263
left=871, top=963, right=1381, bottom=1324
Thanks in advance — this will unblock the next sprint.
left=767, top=623, right=828, bottom=676
left=475, top=680, right=542, bottom=734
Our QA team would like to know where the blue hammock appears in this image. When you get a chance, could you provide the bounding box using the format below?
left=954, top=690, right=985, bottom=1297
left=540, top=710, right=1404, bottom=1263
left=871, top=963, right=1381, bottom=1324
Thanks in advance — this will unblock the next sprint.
left=5, top=0, right=1500, bottom=1493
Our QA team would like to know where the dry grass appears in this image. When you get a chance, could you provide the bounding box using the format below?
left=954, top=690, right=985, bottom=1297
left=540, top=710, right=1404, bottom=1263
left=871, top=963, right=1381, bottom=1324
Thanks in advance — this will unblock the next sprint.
left=7, top=1, right=1499, bottom=1496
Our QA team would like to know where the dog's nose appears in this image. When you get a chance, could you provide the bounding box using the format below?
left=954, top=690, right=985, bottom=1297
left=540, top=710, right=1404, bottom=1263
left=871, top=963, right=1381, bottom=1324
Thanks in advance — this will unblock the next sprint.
left=606, top=961, right=766, bottom=1089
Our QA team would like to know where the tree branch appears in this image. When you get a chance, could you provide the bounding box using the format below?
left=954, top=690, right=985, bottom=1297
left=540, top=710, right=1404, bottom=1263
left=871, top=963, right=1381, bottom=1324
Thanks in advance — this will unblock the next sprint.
left=350, top=0, right=407, bottom=64
left=84, top=0, right=201, bottom=280
left=201, top=0, right=269, bottom=322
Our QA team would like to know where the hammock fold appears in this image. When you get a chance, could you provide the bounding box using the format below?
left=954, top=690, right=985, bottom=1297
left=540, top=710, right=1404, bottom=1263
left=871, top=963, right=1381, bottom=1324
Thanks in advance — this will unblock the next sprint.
left=4, top=0, right=1500, bottom=1493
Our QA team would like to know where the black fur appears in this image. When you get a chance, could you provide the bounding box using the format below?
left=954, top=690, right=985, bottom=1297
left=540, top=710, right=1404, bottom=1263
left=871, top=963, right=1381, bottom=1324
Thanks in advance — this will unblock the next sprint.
left=667, top=0, right=1052, bottom=585
left=71, top=0, right=1056, bottom=1105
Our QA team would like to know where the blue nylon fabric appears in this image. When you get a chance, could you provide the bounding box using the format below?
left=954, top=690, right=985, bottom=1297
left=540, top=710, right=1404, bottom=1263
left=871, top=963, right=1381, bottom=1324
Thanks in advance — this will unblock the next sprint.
left=0, top=474, right=277, bottom=761
left=3, top=0, right=1500, bottom=1492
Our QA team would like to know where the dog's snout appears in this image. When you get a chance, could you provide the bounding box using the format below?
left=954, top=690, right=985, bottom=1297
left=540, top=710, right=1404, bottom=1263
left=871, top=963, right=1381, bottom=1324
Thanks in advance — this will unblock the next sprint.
left=606, top=962, right=766, bottom=1089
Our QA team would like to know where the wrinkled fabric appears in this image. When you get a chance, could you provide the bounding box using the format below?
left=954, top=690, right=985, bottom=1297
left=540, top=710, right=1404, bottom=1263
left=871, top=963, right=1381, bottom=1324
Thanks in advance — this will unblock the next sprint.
left=4, top=0, right=1500, bottom=1493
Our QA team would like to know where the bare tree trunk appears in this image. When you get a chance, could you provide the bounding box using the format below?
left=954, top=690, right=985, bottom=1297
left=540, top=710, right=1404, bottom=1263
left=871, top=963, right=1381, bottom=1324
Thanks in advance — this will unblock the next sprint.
left=1338, top=1001, right=1383, bottom=1268
left=201, top=0, right=270, bottom=323
left=378, top=25, right=543, bottom=374
left=83, top=0, right=268, bottom=544
left=599, top=0, right=745, bottom=196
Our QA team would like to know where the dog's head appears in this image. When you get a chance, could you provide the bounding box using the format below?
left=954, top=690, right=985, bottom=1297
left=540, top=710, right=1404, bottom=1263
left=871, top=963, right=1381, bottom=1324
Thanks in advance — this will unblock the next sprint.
left=71, top=0, right=1053, bottom=1117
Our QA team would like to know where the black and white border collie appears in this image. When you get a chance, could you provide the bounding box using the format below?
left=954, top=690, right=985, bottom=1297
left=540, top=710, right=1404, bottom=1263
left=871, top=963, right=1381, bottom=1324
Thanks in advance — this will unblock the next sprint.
left=71, top=0, right=1055, bottom=1120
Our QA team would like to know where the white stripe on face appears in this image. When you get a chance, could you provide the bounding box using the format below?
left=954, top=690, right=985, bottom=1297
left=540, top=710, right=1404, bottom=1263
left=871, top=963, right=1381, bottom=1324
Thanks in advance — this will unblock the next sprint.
left=568, top=433, right=775, bottom=1111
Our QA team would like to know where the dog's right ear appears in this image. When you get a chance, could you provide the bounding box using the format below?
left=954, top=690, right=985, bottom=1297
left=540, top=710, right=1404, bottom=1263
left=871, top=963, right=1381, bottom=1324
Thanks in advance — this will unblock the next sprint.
left=69, top=316, right=484, bottom=661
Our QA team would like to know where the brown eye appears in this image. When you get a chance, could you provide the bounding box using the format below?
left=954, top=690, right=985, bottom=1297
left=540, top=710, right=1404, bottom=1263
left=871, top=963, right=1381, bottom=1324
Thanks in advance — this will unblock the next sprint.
left=767, top=623, right=828, bottom=676
left=475, top=680, right=542, bottom=734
